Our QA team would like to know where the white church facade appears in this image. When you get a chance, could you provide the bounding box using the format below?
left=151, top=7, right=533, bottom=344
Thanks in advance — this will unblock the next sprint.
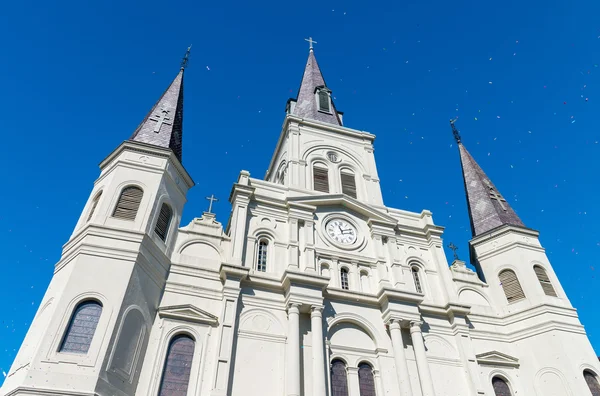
left=1, top=47, right=600, bottom=396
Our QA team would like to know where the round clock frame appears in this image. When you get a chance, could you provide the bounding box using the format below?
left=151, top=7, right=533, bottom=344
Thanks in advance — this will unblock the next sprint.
left=321, top=214, right=364, bottom=250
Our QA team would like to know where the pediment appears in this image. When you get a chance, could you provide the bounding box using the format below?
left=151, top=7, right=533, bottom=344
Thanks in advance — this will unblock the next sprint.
left=288, top=194, right=397, bottom=226
left=476, top=351, right=520, bottom=368
left=158, top=304, right=219, bottom=326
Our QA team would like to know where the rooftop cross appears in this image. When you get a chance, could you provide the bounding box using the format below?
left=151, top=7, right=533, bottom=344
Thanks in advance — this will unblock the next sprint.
left=484, top=179, right=507, bottom=211
left=205, top=194, right=219, bottom=213
left=450, top=119, right=461, bottom=144
left=149, top=108, right=172, bottom=133
left=305, top=37, right=318, bottom=51
left=180, top=45, right=192, bottom=70
left=447, top=242, right=459, bottom=260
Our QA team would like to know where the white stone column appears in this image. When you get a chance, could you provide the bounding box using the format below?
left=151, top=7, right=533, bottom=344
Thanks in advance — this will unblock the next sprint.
left=311, top=306, right=327, bottom=396
left=286, top=304, right=301, bottom=396
left=389, top=320, right=413, bottom=396
left=410, top=321, right=435, bottom=396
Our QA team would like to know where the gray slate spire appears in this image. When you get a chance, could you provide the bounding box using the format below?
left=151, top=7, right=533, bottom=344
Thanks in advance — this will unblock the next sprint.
left=291, top=49, right=342, bottom=126
left=130, top=69, right=184, bottom=161
left=454, top=123, right=525, bottom=236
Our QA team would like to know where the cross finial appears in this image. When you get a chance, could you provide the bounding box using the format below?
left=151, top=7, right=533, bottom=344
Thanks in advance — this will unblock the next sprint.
left=205, top=194, right=218, bottom=214
left=448, top=242, right=459, bottom=260
left=180, top=45, right=192, bottom=70
left=450, top=119, right=461, bottom=144
left=305, top=37, right=317, bottom=51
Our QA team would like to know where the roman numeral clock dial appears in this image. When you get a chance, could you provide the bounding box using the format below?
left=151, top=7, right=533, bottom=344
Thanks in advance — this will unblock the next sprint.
left=325, top=218, right=357, bottom=245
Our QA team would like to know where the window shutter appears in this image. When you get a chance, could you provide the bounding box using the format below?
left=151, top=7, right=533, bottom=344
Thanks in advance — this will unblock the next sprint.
left=314, top=166, right=330, bottom=193
left=341, top=172, right=357, bottom=198
left=319, top=90, right=330, bottom=112
left=492, top=377, right=513, bottom=396
left=584, top=371, right=600, bottom=396
left=113, top=186, right=143, bottom=220
left=87, top=191, right=102, bottom=222
left=534, top=266, right=557, bottom=297
left=60, top=301, right=102, bottom=354
left=154, top=203, right=173, bottom=242
left=499, top=270, right=525, bottom=303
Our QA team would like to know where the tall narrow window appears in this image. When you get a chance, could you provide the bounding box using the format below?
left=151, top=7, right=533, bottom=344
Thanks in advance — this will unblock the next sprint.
left=87, top=191, right=102, bottom=222
left=498, top=269, right=525, bottom=303
left=154, top=203, right=173, bottom=242
left=157, top=335, right=195, bottom=396
left=358, top=362, right=377, bottom=396
left=533, top=265, right=557, bottom=297
left=257, top=239, right=268, bottom=272
left=111, top=309, right=145, bottom=376
left=340, top=170, right=357, bottom=198
left=318, top=90, right=330, bottom=112
left=330, top=359, right=349, bottom=396
left=313, top=165, right=329, bottom=193
left=492, top=376, right=513, bottom=396
left=59, top=300, right=103, bottom=354
left=585, top=370, right=600, bottom=396
left=340, top=268, right=349, bottom=290
left=113, top=186, right=143, bottom=220
left=412, top=267, right=423, bottom=293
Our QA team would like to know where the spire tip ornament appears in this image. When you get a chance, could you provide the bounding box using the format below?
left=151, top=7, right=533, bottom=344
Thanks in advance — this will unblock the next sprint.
left=450, top=118, right=461, bottom=144
left=180, top=45, right=192, bottom=70
left=304, top=37, right=317, bottom=51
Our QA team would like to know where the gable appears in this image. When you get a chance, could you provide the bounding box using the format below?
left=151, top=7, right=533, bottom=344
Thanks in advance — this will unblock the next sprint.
left=476, top=351, right=520, bottom=368
left=158, top=304, right=219, bottom=326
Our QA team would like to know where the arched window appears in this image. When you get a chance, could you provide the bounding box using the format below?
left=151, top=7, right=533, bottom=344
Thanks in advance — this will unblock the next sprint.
left=257, top=239, right=268, bottom=272
left=492, top=376, right=513, bottom=396
left=330, top=359, right=349, bottom=396
left=340, top=170, right=357, bottom=198
left=111, top=309, right=145, bottom=376
left=499, top=269, right=525, bottom=303
left=360, top=271, right=370, bottom=293
left=157, top=335, right=195, bottom=396
left=412, top=267, right=423, bottom=293
left=340, top=267, right=349, bottom=290
left=113, top=186, right=143, bottom=220
left=584, top=370, right=600, bottom=396
left=154, top=203, right=173, bottom=242
left=87, top=191, right=102, bottom=222
left=313, top=164, right=329, bottom=193
left=533, top=265, right=557, bottom=297
left=358, top=362, right=377, bottom=396
left=59, top=300, right=103, bottom=354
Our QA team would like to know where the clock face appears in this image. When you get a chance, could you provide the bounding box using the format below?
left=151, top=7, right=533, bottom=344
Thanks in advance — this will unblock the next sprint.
left=326, top=219, right=357, bottom=245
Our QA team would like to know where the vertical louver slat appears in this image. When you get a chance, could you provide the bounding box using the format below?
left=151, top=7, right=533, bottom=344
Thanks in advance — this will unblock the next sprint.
left=314, top=166, right=330, bottom=193
left=412, top=267, right=423, bottom=293
left=113, top=186, right=143, bottom=220
left=341, top=172, right=357, bottom=198
left=318, top=90, right=330, bottom=112
left=499, top=270, right=525, bottom=303
left=154, top=203, right=173, bottom=242
left=87, top=191, right=102, bottom=222
left=534, top=266, right=557, bottom=297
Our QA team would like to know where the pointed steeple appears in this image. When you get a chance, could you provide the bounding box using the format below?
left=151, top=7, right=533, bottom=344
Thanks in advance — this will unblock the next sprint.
left=130, top=68, right=185, bottom=161
left=452, top=121, right=525, bottom=237
left=289, top=44, right=343, bottom=126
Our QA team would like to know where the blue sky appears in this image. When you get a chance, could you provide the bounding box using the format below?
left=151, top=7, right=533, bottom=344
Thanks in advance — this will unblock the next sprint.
left=1, top=0, right=599, bottom=381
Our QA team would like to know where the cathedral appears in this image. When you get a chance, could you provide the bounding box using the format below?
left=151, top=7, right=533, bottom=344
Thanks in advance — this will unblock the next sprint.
left=2, top=45, right=600, bottom=396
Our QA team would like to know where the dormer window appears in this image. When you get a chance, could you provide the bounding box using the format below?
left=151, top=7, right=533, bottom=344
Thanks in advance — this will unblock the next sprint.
left=316, top=86, right=332, bottom=113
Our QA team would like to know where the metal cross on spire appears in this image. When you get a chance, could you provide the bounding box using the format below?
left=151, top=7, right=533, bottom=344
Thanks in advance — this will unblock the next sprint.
left=180, top=45, right=192, bottom=70
left=447, top=242, right=460, bottom=260
left=305, top=37, right=317, bottom=51
left=205, top=194, right=219, bottom=213
left=450, top=119, right=461, bottom=144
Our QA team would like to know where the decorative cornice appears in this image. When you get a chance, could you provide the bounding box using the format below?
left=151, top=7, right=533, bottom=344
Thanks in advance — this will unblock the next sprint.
left=475, top=351, right=520, bottom=368
left=158, top=304, right=219, bottom=326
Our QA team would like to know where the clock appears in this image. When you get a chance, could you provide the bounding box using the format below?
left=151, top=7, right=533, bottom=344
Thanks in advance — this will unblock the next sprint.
left=325, top=218, right=358, bottom=245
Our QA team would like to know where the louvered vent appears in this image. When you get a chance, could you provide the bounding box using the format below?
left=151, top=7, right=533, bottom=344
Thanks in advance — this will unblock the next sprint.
left=113, top=186, right=143, bottom=220
left=314, top=166, right=329, bottom=193
left=154, top=203, right=173, bottom=242
left=499, top=270, right=525, bottom=303
left=318, top=90, right=330, bottom=112
left=534, top=266, right=557, bottom=297
left=87, top=191, right=102, bottom=222
left=341, top=172, right=357, bottom=198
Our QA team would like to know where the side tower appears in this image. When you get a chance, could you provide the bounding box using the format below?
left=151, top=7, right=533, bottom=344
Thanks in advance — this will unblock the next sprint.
left=1, top=58, right=194, bottom=396
left=452, top=122, right=600, bottom=395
